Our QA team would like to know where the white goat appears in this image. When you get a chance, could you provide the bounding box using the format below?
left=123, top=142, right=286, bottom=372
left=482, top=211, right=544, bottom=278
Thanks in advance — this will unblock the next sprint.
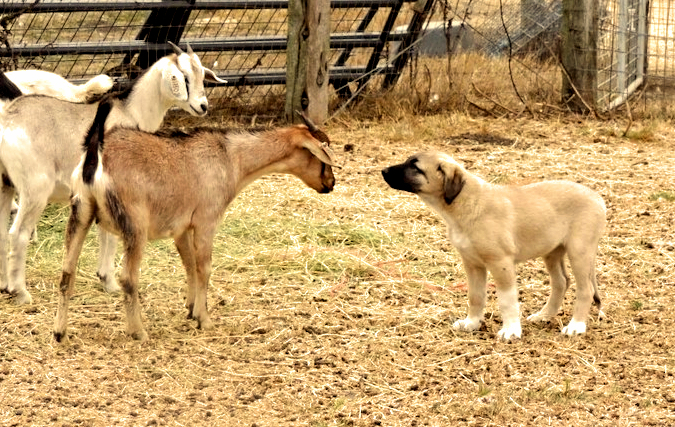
left=0, top=42, right=226, bottom=305
left=2, top=69, right=114, bottom=238
left=54, top=103, right=337, bottom=342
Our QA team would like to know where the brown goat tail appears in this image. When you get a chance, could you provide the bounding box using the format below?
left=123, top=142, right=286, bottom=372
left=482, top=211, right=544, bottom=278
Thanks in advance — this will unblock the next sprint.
left=82, top=99, right=113, bottom=185
left=0, top=70, right=23, bottom=101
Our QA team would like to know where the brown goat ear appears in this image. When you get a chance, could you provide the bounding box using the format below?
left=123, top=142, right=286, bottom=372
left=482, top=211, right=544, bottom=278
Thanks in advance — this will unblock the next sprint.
left=439, top=163, right=465, bottom=204
left=302, top=140, right=340, bottom=168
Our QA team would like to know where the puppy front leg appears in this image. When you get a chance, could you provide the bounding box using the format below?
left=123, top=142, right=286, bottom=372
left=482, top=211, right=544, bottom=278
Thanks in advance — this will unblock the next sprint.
left=489, top=261, right=521, bottom=340
left=453, top=264, right=487, bottom=332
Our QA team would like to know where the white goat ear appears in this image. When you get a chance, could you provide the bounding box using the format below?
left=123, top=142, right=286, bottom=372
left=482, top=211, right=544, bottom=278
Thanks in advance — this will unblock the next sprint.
left=204, top=67, right=227, bottom=84
left=302, top=140, right=340, bottom=168
left=162, top=63, right=188, bottom=101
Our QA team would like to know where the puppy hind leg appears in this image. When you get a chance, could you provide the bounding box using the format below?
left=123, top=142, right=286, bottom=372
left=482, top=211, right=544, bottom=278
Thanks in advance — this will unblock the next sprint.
left=489, top=261, right=521, bottom=340
left=527, top=247, right=568, bottom=323
left=453, top=264, right=487, bottom=333
left=562, top=248, right=597, bottom=336
left=592, top=272, right=605, bottom=320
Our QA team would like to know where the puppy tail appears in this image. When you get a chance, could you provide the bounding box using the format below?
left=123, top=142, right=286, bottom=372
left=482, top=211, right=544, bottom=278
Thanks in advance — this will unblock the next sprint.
left=592, top=276, right=604, bottom=320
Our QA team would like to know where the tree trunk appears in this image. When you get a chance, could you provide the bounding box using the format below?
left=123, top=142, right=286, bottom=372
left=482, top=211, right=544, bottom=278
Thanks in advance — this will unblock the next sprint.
left=285, top=0, right=330, bottom=124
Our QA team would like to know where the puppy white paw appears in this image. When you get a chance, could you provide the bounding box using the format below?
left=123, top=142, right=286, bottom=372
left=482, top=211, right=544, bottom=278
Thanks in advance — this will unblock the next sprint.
left=526, top=311, right=555, bottom=323
left=497, top=323, right=522, bottom=340
left=561, top=319, right=586, bottom=336
left=453, top=318, right=481, bottom=332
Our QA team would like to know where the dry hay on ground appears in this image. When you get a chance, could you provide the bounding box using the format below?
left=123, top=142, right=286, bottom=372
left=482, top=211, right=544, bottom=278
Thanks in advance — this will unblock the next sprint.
left=0, top=114, right=674, bottom=426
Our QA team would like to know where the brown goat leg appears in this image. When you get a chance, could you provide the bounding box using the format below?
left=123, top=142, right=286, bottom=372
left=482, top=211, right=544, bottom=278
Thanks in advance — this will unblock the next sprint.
left=54, top=199, right=96, bottom=342
left=174, top=230, right=199, bottom=321
left=120, top=236, right=148, bottom=341
left=191, top=229, right=215, bottom=330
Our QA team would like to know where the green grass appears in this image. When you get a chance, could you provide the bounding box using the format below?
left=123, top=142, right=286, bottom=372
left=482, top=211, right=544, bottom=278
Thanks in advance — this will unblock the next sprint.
left=649, top=190, right=675, bottom=202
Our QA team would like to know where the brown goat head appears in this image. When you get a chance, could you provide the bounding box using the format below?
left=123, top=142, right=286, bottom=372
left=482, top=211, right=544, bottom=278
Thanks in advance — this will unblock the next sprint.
left=282, top=125, right=337, bottom=194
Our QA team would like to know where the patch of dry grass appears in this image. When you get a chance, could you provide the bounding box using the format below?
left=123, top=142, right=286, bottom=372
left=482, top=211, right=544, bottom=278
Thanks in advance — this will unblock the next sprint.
left=335, top=52, right=562, bottom=123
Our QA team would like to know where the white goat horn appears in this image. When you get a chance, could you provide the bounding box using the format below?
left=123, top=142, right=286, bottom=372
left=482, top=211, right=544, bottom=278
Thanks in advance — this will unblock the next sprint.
left=167, top=41, right=184, bottom=56
left=186, top=42, right=195, bottom=55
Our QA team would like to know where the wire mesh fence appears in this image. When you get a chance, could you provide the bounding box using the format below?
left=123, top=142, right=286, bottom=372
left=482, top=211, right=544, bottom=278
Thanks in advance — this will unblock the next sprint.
left=597, top=0, right=647, bottom=110
left=644, top=0, right=675, bottom=105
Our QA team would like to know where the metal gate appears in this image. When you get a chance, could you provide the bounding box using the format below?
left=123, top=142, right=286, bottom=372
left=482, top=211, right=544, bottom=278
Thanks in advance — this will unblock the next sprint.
left=597, top=0, right=648, bottom=110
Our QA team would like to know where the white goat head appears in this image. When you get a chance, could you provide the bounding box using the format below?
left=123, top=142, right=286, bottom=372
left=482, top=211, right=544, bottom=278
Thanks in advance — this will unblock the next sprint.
left=163, top=41, right=226, bottom=116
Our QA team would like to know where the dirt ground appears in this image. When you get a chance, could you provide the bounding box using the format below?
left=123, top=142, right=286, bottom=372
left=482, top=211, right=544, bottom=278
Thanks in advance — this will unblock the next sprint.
left=0, top=113, right=674, bottom=426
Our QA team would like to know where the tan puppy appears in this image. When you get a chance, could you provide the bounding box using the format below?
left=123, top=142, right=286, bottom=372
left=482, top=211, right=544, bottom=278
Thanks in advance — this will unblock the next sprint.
left=382, top=152, right=606, bottom=339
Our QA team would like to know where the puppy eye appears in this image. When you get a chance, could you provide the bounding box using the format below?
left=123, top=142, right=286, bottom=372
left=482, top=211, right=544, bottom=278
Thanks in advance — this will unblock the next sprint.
left=410, top=163, right=425, bottom=176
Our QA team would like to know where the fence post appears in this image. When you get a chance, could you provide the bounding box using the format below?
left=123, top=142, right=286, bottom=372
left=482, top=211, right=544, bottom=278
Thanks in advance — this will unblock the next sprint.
left=285, top=0, right=330, bottom=124
left=561, top=0, right=598, bottom=112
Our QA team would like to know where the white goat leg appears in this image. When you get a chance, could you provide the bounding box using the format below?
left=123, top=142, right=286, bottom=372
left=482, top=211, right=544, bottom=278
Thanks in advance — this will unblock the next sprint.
left=96, top=228, right=120, bottom=293
left=8, top=188, right=52, bottom=304
left=0, top=185, right=13, bottom=294
left=10, top=199, right=37, bottom=242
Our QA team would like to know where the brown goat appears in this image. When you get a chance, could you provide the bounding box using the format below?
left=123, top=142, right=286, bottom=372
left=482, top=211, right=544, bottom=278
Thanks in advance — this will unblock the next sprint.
left=54, top=102, right=337, bottom=341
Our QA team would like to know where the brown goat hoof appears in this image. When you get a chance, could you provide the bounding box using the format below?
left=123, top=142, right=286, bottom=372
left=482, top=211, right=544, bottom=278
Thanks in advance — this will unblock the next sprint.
left=53, top=331, right=68, bottom=343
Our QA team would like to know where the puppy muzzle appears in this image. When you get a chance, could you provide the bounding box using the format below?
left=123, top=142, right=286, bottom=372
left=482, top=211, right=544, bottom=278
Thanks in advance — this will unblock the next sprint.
left=381, top=165, right=417, bottom=194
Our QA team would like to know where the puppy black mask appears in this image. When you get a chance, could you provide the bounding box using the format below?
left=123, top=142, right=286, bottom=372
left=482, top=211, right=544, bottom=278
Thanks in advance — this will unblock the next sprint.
left=381, top=158, right=424, bottom=194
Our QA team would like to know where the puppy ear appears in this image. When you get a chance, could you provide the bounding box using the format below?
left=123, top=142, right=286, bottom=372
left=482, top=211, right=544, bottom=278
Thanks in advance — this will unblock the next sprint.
left=439, top=163, right=465, bottom=204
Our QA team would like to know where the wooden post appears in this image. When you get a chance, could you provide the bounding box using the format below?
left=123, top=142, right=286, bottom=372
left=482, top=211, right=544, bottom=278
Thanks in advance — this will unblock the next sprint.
left=561, top=0, right=598, bottom=112
left=285, top=0, right=330, bottom=124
